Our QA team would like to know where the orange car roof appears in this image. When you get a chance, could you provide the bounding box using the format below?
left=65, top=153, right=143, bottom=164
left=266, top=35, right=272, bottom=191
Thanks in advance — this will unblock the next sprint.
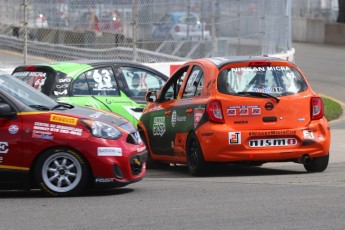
left=204, top=56, right=289, bottom=69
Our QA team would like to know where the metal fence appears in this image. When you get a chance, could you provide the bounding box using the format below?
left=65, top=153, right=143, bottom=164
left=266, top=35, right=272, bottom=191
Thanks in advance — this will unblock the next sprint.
left=291, top=0, right=339, bottom=21
left=0, top=0, right=293, bottom=65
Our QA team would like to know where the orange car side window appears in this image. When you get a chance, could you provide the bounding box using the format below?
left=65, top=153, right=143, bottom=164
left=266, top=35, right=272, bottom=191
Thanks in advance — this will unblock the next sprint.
left=183, top=65, right=203, bottom=98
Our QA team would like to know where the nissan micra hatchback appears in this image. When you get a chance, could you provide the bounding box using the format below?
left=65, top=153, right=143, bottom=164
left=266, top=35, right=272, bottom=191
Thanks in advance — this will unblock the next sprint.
left=138, top=57, right=331, bottom=176
left=0, top=71, right=146, bottom=196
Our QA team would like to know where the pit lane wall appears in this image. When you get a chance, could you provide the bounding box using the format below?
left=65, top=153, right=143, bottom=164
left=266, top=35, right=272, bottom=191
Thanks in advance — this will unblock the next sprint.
left=144, top=48, right=296, bottom=77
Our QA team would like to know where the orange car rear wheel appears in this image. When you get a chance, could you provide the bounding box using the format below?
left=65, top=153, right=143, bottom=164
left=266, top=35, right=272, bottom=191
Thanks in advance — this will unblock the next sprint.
left=303, top=154, right=329, bottom=173
left=186, top=132, right=207, bottom=176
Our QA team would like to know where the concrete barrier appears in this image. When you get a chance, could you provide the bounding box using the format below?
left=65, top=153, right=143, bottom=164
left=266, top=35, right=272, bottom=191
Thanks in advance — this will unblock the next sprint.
left=292, top=17, right=345, bottom=45
left=325, top=22, right=345, bottom=45
left=306, top=18, right=325, bottom=44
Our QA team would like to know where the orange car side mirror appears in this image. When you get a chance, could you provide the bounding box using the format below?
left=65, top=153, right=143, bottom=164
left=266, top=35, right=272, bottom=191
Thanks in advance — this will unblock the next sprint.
left=146, top=91, right=157, bottom=102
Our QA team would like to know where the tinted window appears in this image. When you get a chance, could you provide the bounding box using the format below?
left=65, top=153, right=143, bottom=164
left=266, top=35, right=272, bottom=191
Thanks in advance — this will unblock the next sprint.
left=85, top=68, right=119, bottom=96
left=183, top=66, right=203, bottom=98
left=0, top=72, right=57, bottom=107
left=12, top=71, right=53, bottom=96
left=120, top=67, right=166, bottom=97
left=53, top=72, right=72, bottom=97
left=217, top=66, right=308, bottom=96
left=72, top=74, right=90, bottom=96
left=160, top=66, right=188, bottom=102
left=178, top=14, right=198, bottom=25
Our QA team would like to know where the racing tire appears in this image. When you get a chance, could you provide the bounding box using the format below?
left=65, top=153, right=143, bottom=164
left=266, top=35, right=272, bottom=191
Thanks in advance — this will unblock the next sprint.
left=186, top=132, right=207, bottom=176
left=35, top=148, right=90, bottom=197
left=139, top=131, right=170, bottom=169
left=303, top=154, right=329, bottom=173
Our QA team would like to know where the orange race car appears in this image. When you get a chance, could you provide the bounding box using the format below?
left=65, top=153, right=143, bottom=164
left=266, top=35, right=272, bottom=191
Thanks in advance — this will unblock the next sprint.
left=138, top=57, right=331, bottom=176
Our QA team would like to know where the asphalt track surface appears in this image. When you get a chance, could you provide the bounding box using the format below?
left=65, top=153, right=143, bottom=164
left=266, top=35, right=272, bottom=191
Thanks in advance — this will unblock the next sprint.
left=0, top=42, right=345, bottom=230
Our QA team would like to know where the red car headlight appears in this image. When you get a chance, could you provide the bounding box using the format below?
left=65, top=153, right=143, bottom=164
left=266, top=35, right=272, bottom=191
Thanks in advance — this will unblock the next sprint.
left=81, top=119, right=122, bottom=140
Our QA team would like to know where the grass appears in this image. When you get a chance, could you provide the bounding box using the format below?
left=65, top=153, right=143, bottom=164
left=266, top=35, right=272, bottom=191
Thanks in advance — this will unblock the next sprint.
left=322, top=97, right=343, bottom=122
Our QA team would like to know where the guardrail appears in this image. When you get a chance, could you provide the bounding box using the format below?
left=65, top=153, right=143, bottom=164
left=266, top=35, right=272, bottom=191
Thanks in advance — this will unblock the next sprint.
left=0, top=34, right=187, bottom=64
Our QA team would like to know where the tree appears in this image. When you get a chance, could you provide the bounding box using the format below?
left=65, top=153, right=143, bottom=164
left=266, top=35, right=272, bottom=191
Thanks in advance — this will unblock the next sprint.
left=337, top=0, right=345, bottom=23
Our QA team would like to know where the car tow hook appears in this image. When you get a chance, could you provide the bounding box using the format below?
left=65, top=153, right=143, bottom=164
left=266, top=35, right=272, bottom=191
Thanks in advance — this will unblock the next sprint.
left=299, top=154, right=312, bottom=164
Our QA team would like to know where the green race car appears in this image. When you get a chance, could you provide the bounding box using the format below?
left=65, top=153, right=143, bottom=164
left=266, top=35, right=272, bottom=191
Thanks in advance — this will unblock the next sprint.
left=12, top=60, right=168, bottom=125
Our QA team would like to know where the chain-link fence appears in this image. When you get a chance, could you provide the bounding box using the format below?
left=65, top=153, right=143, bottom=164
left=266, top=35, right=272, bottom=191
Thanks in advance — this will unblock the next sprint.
left=0, top=0, right=293, bottom=65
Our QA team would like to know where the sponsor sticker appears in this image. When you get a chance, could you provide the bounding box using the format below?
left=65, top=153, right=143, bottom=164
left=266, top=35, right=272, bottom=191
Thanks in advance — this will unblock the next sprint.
left=249, top=130, right=296, bottom=136
left=227, top=108, right=236, bottom=116
left=171, top=110, right=177, bottom=127
left=153, top=117, right=166, bottom=136
left=231, top=66, right=290, bottom=72
left=54, top=89, right=68, bottom=96
left=32, top=130, right=54, bottom=140
left=56, top=83, right=69, bottom=89
left=105, top=98, right=133, bottom=105
left=229, top=132, right=241, bottom=144
left=50, top=114, right=78, bottom=125
left=8, top=125, right=19, bottom=134
left=31, top=72, right=47, bottom=91
left=239, top=108, right=248, bottom=116
left=95, top=178, right=116, bottom=183
left=303, top=130, right=314, bottom=139
left=227, top=105, right=261, bottom=117
left=194, top=108, right=205, bottom=128
left=34, top=122, right=82, bottom=136
left=171, top=110, right=187, bottom=127
left=0, top=142, right=9, bottom=154
left=252, top=107, right=261, bottom=116
left=97, top=147, right=123, bottom=156
left=252, top=87, right=282, bottom=93
left=58, top=78, right=72, bottom=83
left=249, top=138, right=298, bottom=147
left=234, top=120, right=248, bottom=124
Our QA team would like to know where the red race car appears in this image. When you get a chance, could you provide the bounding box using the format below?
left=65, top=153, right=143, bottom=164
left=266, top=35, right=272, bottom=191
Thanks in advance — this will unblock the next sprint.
left=0, top=70, right=147, bottom=196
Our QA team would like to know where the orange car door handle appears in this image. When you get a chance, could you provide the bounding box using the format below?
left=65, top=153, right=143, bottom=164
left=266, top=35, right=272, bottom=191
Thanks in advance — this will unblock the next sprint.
left=165, top=110, right=172, bottom=116
left=186, top=108, right=193, bottom=114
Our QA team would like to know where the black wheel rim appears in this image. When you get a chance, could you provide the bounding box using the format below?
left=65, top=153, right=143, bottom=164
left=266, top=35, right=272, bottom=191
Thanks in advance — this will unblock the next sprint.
left=189, top=138, right=198, bottom=170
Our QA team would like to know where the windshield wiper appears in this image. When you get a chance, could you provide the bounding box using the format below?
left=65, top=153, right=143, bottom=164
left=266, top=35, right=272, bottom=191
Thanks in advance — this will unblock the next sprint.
left=237, top=91, right=280, bottom=103
left=28, top=105, right=50, bottom=111
left=280, top=91, right=295, bottom=96
left=50, top=102, right=75, bottom=111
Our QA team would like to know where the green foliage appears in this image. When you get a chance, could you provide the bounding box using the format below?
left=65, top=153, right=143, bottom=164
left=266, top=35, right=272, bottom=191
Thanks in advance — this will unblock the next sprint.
left=322, top=97, right=343, bottom=121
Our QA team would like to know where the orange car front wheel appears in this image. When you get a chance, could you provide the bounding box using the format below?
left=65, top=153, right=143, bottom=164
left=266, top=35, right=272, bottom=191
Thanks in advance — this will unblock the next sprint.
left=139, top=131, right=170, bottom=169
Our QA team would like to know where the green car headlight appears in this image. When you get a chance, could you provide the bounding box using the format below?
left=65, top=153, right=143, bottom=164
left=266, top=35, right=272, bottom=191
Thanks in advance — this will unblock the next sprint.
left=82, top=119, right=122, bottom=140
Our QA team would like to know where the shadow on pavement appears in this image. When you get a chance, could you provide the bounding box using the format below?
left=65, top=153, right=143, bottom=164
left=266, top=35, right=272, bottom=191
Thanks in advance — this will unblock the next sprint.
left=146, top=163, right=306, bottom=179
left=0, top=187, right=134, bottom=198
